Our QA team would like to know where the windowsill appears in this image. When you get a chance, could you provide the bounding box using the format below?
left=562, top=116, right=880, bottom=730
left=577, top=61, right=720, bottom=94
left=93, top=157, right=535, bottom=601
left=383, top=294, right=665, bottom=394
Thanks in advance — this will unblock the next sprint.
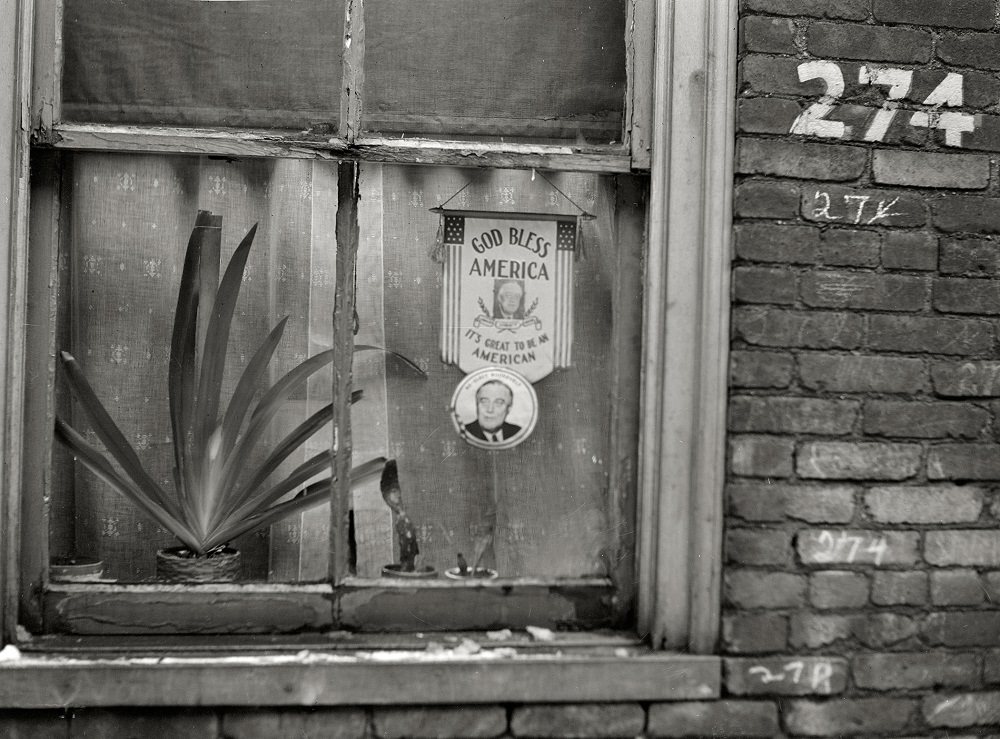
left=0, top=635, right=720, bottom=707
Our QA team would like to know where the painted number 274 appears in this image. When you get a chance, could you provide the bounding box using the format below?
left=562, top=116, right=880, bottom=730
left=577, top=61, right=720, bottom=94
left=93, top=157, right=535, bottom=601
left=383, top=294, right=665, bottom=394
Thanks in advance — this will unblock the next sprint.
left=789, top=61, right=974, bottom=146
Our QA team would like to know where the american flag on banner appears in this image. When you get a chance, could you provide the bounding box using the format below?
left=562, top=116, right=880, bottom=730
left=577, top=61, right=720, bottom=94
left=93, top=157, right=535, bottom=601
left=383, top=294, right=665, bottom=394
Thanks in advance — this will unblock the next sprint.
left=439, top=211, right=576, bottom=383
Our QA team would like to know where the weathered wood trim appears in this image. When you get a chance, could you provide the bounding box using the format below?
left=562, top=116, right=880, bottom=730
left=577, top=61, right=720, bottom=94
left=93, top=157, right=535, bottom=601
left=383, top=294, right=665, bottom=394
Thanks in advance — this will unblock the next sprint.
left=340, top=0, right=365, bottom=140
left=43, top=584, right=334, bottom=635
left=1, top=0, right=35, bottom=642
left=637, top=0, right=735, bottom=651
left=337, top=579, right=618, bottom=632
left=45, top=124, right=634, bottom=173
left=0, top=653, right=720, bottom=707
left=626, top=0, right=655, bottom=169
left=29, top=0, right=60, bottom=132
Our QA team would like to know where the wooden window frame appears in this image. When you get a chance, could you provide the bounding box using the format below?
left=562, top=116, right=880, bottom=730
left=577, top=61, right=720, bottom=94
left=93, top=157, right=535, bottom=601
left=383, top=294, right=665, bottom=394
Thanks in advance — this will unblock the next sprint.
left=0, top=0, right=736, bottom=701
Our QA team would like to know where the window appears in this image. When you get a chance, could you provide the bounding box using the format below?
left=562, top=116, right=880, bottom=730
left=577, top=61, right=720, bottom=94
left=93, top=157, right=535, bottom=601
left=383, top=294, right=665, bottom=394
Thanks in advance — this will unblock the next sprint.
left=2, top=0, right=736, bottom=667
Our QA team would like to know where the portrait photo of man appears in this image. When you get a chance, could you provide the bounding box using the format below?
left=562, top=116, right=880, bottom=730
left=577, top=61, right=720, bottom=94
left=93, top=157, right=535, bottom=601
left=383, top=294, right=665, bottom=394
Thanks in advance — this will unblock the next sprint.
left=492, top=279, right=525, bottom=319
left=462, top=379, right=523, bottom=443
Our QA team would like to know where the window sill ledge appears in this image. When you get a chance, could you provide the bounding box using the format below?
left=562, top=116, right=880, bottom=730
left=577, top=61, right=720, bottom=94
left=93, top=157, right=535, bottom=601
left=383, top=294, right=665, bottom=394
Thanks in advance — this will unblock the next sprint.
left=0, top=646, right=719, bottom=707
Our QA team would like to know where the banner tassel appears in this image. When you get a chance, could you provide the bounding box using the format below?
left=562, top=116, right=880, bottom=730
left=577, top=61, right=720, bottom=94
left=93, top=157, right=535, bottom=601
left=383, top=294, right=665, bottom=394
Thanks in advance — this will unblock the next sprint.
left=575, top=217, right=586, bottom=262
left=429, top=213, right=446, bottom=264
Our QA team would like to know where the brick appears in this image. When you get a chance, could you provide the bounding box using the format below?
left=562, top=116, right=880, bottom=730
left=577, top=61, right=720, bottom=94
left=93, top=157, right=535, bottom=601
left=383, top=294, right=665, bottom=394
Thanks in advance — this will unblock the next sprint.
left=723, top=612, right=788, bottom=653
left=738, top=139, right=867, bottom=181
left=797, top=529, right=920, bottom=566
left=863, top=401, right=989, bottom=440
left=986, top=572, right=1000, bottom=602
left=71, top=709, right=217, bottom=739
left=803, top=186, right=927, bottom=228
left=923, top=692, right=1000, bottom=728
left=223, top=710, right=368, bottom=739
left=941, top=237, right=1000, bottom=276
left=743, top=0, right=869, bottom=20
left=740, top=16, right=798, bottom=54
left=865, top=485, right=984, bottom=523
left=0, top=712, right=67, bottom=739
left=809, top=570, right=870, bottom=609
left=868, top=314, right=994, bottom=356
left=725, top=657, right=847, bottom=696
left=801, top=271, right=927, bottom=311
left=647, top=700, right=779, bottom=738
left=789, top=613, right=854, bottom=649
left=873, top=150, right=991, bottom=189
left=931, top=569, right=986, bottom=606
left=965, top=70, right=1000, bottom=109
left=935, top=277, right=1000, bottom=315
left=871, top=571, right=927, bottom=606
left=853, top=613, right=921, bottom=648
left=510, top=704, right=644, bottom=738
left=932, top=196, right=1000, bottom=234
left=784, top=697, right=917, bottom=736
left=964, top=113, right=1000, bottom=153
left=729, top=350, right=795, bottom=388
left=926, top=530, right=1000, bottom=566
left=933, top=362, right=1000, bottom=397
left=882, top=231, right=937, bottom=271
left=874, top=0, right=995, bottom=29
left=726, top=528, right=793, bottom=566
left=739, top=55, right=828, bottom=97
left=733, top=265, right=798, bottom=304
left=727, top=482, right=856, bottom=523
left=988, top=650, right=1000, bottom=682
left=729, top=434, right=794, bottom=477
left=927, top=444, right=1000, bottom=480
left=729, top=396, right=858, bottom=435
left=738, top=97, right=802, bottom=135
left=734, top=223, right=820, bottom=264
left=373, top=707, right=506, bottom=739
left=799, top=353, right=926, bottom=393
left=734, top=180, right=800, bottom=218
left=940, top=32, right=1000, bottom=70
left=819, top=229, right=880, bottom=267
left=725, top=569, right=807, bottom=608
left=733, top=308, right=864, bottom=349
left=925, top=611, right=1000, bottom=647
left=810, top=22, right=931, bottom=63
left=797, top=442, right=922, bottom=481
left=854, top=653, right=981, bottom=691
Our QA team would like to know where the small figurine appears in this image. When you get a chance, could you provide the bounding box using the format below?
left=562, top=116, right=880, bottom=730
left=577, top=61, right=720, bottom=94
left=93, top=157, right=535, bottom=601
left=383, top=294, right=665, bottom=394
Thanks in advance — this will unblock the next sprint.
left=380, top=459, right=423, bottom=574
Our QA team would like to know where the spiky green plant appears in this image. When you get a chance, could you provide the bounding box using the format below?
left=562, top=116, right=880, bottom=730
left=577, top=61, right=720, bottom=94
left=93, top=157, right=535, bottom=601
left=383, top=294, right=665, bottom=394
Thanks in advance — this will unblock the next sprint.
left=55, top=211, right=421, bottom=557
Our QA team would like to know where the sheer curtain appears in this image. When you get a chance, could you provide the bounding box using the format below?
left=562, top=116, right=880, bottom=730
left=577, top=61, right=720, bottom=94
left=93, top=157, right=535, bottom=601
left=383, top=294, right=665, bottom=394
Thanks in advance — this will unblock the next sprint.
left=56, top=153, right=338, bottom=581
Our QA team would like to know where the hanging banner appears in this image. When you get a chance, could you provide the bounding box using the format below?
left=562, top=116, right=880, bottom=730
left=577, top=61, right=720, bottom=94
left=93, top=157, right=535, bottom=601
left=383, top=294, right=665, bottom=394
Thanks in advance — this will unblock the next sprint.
left=440, top=211, right=576, bottom=383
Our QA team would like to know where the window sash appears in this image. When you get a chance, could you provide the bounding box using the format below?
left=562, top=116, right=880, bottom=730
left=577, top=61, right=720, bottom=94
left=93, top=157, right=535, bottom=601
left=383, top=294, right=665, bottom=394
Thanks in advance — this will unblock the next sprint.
left=6, top=0, right=736, bottom=651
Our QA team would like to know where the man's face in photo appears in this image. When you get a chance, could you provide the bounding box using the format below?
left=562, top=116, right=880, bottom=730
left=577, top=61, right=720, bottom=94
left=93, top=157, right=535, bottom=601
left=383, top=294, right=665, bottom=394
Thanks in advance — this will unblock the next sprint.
left=476, top=381, right=513, bottom=432
left=497, top=281, right=523, bottom=316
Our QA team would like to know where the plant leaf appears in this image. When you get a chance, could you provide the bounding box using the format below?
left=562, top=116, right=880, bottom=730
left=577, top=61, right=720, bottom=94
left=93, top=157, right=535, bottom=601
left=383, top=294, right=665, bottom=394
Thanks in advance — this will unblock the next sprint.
left=204, top=457, right=387, bottom=550
left=192, top=223, right=257, bottom=529
left=354, top=344, right=427, bottom=378
left=58, top=351, right=183, bottom=521
left=218, top=316, right=288, bottom=460
left=169, top=211, right=213, bottom=517
left=217, top=390, right=363, bottom=528
left=55, top=417, right=202, bottom=552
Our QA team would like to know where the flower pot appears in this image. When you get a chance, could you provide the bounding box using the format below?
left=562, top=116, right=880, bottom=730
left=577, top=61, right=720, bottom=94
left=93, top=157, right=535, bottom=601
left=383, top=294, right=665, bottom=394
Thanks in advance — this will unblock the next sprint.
left=381, top=564, right=438, bottom=578
left=49, top=556, right=106, bottom=583
left=155, top=546, right=241, bottom=583
left=444, top=566, right=498, bottom=580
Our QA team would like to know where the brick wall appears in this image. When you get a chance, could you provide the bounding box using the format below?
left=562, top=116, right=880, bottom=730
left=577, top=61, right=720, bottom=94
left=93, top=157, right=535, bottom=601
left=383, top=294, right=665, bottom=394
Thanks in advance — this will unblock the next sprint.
left=726, top=0, right=1000, bottom=735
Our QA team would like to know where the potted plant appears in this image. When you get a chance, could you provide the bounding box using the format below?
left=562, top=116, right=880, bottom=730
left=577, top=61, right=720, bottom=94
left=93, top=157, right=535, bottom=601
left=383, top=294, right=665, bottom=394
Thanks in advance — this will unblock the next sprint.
left=380, top=460, right=436, bottom=578
left=55, top=211, right=421, bottom=582
left=445, top=524, right=497, bottom=579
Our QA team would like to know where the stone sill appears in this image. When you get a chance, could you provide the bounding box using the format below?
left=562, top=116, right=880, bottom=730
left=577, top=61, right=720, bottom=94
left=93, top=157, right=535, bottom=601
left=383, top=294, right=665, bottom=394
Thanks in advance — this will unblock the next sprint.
left=0, top=644, right=719, bottom=707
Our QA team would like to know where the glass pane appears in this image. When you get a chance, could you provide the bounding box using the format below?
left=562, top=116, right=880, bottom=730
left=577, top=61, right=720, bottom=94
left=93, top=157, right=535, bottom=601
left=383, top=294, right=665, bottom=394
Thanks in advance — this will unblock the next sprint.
left=62, top=0, right=344, bottom=129
left=363, top=1, right=627, bottom=142
left=351, top=165, right=640, bottom=579
left=48, top=153, right=340, bottom=582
